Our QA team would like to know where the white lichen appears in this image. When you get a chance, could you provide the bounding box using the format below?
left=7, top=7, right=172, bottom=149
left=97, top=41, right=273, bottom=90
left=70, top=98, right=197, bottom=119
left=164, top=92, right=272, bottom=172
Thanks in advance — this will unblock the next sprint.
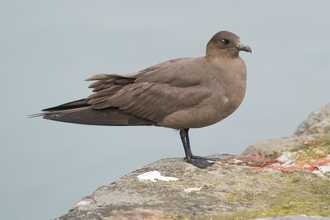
left=184, top=187, right=201, bottom=193
left=137, top=171, right=178, bottom=182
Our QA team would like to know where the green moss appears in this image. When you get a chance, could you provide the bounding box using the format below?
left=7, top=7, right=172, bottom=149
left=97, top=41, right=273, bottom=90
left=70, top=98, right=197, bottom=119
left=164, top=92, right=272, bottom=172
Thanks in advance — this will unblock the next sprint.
left=301, top=140, right=330, bottom=151
left=253, top=200, right=329, bottom=218
left=166, top=174, right=330, bottom=220
left=254, top=173, right=330, bottom=217
left=207, top=172, right=330, bottom=220
left=285, top=140, right=330, bottom=165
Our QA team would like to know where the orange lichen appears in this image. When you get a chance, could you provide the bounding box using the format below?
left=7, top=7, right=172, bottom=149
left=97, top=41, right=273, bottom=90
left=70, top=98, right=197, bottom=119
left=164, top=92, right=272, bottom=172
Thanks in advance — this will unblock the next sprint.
left=307, top=141, right=325, bottom=146
left=216, top=153, right=329, bottom=174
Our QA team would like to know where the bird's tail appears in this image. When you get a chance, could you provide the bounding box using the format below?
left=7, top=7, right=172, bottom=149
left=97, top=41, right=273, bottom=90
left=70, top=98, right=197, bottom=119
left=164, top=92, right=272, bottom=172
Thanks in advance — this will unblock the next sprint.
left=32, top=105, right=156, bottom=126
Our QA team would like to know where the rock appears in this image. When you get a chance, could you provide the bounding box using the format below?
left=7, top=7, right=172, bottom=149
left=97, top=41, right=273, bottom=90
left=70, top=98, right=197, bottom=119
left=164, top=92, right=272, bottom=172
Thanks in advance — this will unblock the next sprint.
left=241, top=103, right=330, bottom=159
left=295, top=103, right=330, bottom=135
left=55, top=156, right=330, bottom=220
left=253, top=216, right=330, bottom=220
left=54, top=104, right=330, bottom=220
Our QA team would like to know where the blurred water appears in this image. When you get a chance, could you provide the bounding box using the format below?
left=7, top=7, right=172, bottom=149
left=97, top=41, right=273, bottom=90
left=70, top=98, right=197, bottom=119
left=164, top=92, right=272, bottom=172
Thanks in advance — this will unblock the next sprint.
left=1, top=1, right=329, bottom=219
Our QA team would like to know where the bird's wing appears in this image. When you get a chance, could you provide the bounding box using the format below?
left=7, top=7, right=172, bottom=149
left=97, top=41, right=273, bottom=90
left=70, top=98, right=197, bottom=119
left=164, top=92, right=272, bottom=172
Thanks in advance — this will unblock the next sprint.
left=86, top=58, right=214, bottom=122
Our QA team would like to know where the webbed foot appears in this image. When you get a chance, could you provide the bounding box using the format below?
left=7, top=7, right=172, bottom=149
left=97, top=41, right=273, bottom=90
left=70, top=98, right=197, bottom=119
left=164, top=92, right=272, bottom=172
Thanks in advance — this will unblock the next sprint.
left=186, top=158, right=214, bottom=169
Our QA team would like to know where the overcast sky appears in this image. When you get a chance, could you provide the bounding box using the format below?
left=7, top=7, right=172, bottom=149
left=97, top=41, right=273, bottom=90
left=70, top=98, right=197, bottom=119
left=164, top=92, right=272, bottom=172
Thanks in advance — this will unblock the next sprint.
left=1, top=1, right=330, bottom=220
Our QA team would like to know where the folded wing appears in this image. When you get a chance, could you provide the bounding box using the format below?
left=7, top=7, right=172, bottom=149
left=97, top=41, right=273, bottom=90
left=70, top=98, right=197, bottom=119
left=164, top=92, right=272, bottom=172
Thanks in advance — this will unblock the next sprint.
left=86, top=58, right=213, bottom=123
left=42, top=57, right=214, bottom=126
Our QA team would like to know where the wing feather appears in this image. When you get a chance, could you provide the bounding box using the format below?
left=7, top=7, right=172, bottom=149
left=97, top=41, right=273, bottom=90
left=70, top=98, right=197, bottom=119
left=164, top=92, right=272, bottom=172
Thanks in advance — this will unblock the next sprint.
left=86, top=57, right=214, bottom=122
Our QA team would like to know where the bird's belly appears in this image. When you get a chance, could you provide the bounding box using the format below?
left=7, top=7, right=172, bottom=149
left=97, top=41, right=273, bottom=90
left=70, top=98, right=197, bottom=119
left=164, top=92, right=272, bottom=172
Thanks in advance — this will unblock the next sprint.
left=158, top=92, right=243, bottom=129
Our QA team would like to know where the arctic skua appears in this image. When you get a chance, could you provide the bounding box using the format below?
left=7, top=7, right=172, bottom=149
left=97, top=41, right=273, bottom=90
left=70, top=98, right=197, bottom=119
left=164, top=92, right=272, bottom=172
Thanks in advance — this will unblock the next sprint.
left=39, top=31, right=252, bottom=168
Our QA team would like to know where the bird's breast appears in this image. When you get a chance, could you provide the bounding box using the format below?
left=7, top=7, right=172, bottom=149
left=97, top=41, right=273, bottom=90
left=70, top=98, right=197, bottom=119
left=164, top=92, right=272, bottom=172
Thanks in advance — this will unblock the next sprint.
left=158, top=58, right=247, bottom=129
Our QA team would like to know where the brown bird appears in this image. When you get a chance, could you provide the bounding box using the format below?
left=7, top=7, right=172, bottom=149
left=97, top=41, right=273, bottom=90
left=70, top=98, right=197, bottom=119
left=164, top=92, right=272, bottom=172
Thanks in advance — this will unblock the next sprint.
left=39, top=31, right=251, bottom=168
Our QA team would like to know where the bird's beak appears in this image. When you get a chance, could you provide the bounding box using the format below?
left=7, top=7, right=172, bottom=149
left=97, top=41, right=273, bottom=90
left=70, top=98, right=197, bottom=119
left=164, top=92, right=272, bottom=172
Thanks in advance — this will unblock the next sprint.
left=236, top=43, right=252, bottom=53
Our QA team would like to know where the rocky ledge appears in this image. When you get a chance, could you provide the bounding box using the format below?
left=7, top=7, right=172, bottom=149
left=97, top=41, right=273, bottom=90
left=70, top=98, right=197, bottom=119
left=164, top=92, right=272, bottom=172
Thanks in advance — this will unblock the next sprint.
left=55, top=103, right=330, bottom=220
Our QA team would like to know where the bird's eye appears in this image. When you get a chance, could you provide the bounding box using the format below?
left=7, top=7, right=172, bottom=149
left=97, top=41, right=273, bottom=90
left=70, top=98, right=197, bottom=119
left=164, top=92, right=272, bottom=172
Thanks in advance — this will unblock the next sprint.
left=220, top=39, right=229, bottom=45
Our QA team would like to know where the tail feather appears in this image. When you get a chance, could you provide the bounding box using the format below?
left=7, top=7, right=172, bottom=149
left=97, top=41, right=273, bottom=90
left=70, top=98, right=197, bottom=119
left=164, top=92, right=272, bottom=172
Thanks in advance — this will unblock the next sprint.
left=42, top=106, right=156, bottom=126
left=42, top=99, right=89, bottom=112
left=28, top=113, right=46, bottom=118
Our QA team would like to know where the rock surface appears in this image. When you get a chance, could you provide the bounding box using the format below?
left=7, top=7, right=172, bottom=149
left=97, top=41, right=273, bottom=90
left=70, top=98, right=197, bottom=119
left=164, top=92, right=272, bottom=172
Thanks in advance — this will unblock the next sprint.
left=55, top=158, right=330, bottom=220
left=254, top=216, right=330, bottom=220
left=295, top=103, right=330, bottom=136
left=55, top=103, right=330, bottom=220
left=241, top=103, right=330, bottom=159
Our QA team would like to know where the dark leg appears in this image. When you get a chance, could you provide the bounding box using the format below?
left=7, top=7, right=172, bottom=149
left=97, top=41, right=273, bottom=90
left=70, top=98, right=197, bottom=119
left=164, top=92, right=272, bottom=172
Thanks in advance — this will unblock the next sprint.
left=185, top=129, right=211, bottom=159
left=179, top=128, right=214, bottom=168
left=180, top=128, right=192, bottom=161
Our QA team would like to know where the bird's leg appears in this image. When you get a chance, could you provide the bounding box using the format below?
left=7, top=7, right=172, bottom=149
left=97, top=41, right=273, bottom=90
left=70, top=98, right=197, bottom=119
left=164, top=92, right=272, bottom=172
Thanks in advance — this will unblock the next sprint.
left=179, top=128, right=213, bottom=168
left=184, top=128, right=208, bottom=160
left=184, top=128, right=193, bottom=158
left=180, top=128, right=192, bottom=161
left=184, top=128, right=215, bottom=160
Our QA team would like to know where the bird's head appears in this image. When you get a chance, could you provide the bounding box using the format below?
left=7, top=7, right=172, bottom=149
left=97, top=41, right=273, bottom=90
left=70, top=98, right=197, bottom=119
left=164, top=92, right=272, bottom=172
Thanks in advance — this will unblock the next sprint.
left=206, top=31, right=251, bottom=60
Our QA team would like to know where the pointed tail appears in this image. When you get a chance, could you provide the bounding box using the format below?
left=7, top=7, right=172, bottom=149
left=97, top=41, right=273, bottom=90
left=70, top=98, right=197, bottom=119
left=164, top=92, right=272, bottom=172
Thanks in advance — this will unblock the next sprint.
left=37, top=106, right=156, bottom=126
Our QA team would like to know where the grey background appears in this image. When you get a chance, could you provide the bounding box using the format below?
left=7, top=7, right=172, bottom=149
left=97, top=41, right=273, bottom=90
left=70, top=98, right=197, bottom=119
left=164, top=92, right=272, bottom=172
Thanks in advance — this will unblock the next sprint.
left=1, top=1, right=329, bottom=220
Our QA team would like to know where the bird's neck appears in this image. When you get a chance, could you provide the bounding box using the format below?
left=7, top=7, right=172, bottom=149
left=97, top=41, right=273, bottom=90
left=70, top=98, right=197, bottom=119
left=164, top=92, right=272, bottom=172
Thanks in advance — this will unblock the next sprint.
left=205, top=46, right=239, bottom=62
